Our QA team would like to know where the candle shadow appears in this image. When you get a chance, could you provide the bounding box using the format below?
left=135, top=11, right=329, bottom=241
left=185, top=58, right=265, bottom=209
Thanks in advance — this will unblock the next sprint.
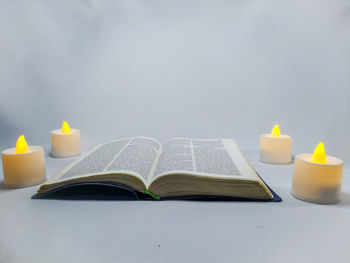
left=0, top=181, right=11, bottom=191
left=338, top=192, right=350, bottom=206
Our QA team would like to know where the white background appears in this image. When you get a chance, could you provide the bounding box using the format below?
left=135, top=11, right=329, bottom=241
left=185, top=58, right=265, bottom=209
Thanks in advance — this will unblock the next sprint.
left=0, top=0, right=349, bottom=164
left=1, top=1, right=350, bottom=263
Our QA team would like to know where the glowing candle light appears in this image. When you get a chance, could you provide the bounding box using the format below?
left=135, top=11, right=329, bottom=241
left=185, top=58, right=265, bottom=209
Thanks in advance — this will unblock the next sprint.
left=311, top=142, right=326, bottom=164
left=1, top=135, right=46, bottom=188
left=270, top=124, right=281, bottom=138
left=259, top=124, right=292, bottom=164
left=292, top=142, right=343, bottom=204
left=16, top=135, right=29, bottom=154
left=51, top=121, right=81, bottom=158
left=61, top=121, right=71, bottom=135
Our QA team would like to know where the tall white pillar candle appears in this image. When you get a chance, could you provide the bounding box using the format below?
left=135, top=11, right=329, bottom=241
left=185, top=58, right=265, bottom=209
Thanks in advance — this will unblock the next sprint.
left=292, top=142, right=343, bottom=204
left=259, top=125, right=292, bottom=164
left=1, top=135, right=46, bottom=188
left=51, top=121, right=81, bottom=158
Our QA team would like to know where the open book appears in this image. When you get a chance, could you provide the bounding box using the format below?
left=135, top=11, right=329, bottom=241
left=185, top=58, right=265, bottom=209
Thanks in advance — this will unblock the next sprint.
left=34, top=137, right=280, bottom=201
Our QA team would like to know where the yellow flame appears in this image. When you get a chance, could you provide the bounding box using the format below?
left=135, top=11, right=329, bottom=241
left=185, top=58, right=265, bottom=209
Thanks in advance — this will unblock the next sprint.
left=61, top=121, right=71, bottom=134
left=311, top=142, right=327, bottom=164
left=270, top=124, right=281, bottom=138
left=16, top=135, right=29, bottom=154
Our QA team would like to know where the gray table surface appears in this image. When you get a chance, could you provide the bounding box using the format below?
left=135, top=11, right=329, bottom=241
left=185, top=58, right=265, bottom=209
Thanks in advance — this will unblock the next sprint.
left=0, top=140, right=349, bottom=263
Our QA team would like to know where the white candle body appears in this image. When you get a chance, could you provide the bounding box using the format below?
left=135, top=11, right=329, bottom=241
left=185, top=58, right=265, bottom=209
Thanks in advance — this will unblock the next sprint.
left=1, top=146, right=46, bottom=188
left=259, top=134, right=292, bottom=164
left=292, top=154, right=343, bottom=204
left=51, top=129, right=81, bottom=158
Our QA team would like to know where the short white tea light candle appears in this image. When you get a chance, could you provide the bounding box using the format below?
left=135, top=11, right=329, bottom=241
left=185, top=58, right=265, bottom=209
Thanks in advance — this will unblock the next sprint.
left=51, top=121, right=81, bottom=158
left=1, top=135, right=46, bottom=188
left=259, top=125, right=292, bottom=164
left=292, top=142, right=343, bottom=204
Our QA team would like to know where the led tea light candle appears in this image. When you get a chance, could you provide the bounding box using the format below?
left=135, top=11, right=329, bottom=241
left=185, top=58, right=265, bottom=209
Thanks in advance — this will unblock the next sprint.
left=51, top=121, right=81, bottom=158
left=292, top=142, right=343, bottom=204
left=259, top=125, right=292, bottom=164
left=1, top=135, right=46, bottom=188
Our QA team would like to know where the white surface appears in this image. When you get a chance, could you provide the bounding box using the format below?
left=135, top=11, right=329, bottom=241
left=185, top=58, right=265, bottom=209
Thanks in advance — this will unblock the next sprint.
left=0, top=140, right=350, bottom=263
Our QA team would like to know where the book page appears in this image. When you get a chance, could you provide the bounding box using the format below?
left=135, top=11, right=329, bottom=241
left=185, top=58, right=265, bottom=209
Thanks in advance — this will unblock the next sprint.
left=47, top=137, right=161, bottom=184
left=152, top=138, right=244, bottom=180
